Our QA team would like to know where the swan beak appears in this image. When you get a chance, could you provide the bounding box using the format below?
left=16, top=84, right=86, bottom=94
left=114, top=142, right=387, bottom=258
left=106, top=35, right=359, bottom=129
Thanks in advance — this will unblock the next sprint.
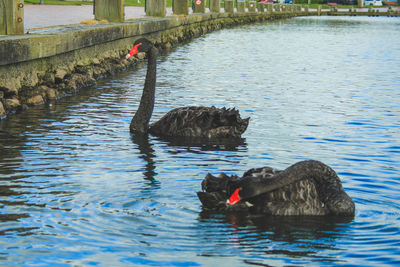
left=126, top=42, right=142, bottom=59
left=226, top=188, right=242, bottom=205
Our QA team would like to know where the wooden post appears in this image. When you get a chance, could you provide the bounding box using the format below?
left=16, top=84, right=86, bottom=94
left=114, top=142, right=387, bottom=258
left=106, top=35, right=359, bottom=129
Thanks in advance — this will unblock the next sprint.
left=94, top=0, right=124, bottom=22
left=0, top=0, right=24, bottom=35
left=305, top=5, right=309, bottom=15
left=258, top=2, right=265, bottom=12
left=281, top=4, right=286, bottom=13
left=224, top=0, right=234, bottom=13
left=192, top=0, right=206, bottom=13
left=146, top=0, right=166, bottom=17
left=236, top=0, right=245, bottom=13
left=248, top=1, right=256, bottom=12
left=210, top=0, right=220, bottom=12
left=357, top=0, right=363, bottom=8
left=173, top=0, right=188, bottom=15
left=387, top=6, right=392, bottom=16
left=266, top=4, right=273, bottom=13
left=317, top=5, right=321, bottom=16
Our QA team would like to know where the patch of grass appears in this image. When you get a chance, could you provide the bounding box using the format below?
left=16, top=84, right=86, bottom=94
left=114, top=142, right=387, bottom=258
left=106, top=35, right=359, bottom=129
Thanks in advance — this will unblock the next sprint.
left=126, top=0, right=174, bottom=6
left=302, top=3, right=357, bottom=8
left=24, top=0, right=174, bottom=7
left=24, top=0, right=93, bottom=5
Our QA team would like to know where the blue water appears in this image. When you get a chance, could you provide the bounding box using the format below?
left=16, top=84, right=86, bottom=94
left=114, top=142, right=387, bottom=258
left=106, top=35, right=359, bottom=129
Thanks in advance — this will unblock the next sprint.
left=1, top=16, right=399, bottom=266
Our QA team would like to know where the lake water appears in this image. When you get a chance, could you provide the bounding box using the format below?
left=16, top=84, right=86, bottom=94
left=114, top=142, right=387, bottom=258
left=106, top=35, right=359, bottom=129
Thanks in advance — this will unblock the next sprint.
left=1, top=16, right=399, bottom=266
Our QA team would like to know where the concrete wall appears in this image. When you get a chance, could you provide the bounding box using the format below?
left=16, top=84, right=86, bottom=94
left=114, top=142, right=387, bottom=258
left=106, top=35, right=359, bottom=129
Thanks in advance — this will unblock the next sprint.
left=0, top=11, right=300, bottom=119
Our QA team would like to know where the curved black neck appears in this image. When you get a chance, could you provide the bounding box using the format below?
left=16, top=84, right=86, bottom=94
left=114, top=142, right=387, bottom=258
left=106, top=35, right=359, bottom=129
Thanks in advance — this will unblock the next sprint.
left=130, top=46, right=158, bottom=133
left=239, top=160, right=341, bottom=199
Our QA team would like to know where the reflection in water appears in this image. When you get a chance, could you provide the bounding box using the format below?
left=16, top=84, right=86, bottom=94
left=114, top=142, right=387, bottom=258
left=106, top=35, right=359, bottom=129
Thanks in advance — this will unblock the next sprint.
left=130, top=132, right=247, bottom=183
left=0, top=130, right=31, bottom=231
left=131, top=133, right=157, bottom=182
left=156, top=135, right=248, bottom=152
left=199, top=211, right=353, bottom=263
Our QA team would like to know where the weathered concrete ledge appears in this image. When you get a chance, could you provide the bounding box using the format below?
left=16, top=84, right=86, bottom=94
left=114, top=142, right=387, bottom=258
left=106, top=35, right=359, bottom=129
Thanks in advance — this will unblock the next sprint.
left=0, top=11, right=300, bottom=119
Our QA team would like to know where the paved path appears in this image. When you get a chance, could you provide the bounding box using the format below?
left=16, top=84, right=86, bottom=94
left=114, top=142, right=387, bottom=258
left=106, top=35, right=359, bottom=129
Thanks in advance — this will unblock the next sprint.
left=24, top=4, right=173, bottom=30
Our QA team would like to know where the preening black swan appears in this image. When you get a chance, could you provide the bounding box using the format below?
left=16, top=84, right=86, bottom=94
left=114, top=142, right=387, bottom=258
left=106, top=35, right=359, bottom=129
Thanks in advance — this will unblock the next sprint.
left=126, top=38, right=249, bottom=138
left=197, top=160, right=355, bottom=216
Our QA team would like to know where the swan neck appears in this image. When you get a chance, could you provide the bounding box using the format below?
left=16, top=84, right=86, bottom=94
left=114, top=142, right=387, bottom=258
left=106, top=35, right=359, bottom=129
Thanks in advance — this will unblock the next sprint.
left=130, top=46, right=158, bottom=133
left=240, top=160, right=339, bottom=199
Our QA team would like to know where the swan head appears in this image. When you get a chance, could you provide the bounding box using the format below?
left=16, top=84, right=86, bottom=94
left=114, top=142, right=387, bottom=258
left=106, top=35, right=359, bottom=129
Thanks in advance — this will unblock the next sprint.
left=126, top=38, right=154, bottom=59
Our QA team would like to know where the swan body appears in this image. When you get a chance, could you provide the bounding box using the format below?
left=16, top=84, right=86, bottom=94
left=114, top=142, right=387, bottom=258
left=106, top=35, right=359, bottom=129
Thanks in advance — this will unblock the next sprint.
left=148, top=106, right=249, bottom=138
left=197, top=160, right=355, bottom=216
left=126, top=38, right=249, bottom=138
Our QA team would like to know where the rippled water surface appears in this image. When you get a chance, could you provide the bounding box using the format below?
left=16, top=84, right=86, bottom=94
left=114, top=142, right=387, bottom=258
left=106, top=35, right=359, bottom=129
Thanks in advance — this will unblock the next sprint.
left=1, top=16, right=400, bottom=266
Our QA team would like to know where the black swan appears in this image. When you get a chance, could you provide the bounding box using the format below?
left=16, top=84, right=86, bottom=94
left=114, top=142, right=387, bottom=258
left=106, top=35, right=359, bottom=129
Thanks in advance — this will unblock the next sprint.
left=125, top=38, right=249, bottom=138
left=197, top=160, right=355, bottom=216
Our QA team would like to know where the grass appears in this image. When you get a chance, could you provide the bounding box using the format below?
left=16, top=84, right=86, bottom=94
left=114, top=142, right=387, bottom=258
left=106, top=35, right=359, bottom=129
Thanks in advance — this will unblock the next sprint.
left=25, top=0, right=93, bottom=5
left=24, top=0, right=173, bottom=7
left=303, top=3, right=356, bottom=8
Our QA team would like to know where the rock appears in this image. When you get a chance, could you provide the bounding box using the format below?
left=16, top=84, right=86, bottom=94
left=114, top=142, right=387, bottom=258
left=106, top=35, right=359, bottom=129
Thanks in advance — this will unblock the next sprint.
left=39, top=85, right=58, bottom=100
left=0, top=78, right=20, bottom=95
left=164, top=42, right=172, bottom=50
left=47, top=89, right=57, bottom=100
left=92, top=58, right=101, bottom=65
left=55, top=68, right=69, bottom=82
left=77, top=58, right=90, bottom=66
left=119, top=50, right=126, bottom=57
left=137, top=52, right=146, bottom=60
left=5, top=98, right=21, bottom=109
left=120, top=59, right=129, bottom=66
left=23, top=72, right=39, bottom=88
left=66, top=77, right=78, bottom=92
left=67, top=62, right=75, bottom=72
left=27, top=95, right=44, bottom=106
left=111, top=50, right=119, bottom=59
left=93, top=66, right=106, bottom=78
left=66, top=73, right=94, bottom=92
left=44, top=72, right=55, bottom=84
left=0, top=102, right=5, bottom=118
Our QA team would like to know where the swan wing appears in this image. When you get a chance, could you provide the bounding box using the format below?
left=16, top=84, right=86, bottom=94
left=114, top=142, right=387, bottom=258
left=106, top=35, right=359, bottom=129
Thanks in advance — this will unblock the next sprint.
left=149, top=106, right=249, bottom=138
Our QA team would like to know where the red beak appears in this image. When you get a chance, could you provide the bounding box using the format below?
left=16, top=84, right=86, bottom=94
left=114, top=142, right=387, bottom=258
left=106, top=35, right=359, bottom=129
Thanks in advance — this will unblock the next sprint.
left=126, top=42, right=142, bottom=59
left=226, top=188, right=242, bottom=205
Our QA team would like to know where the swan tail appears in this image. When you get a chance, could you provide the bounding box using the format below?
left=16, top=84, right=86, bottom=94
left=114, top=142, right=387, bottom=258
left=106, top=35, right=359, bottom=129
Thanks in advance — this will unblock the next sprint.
left=212, top=108, right=249, bottom=137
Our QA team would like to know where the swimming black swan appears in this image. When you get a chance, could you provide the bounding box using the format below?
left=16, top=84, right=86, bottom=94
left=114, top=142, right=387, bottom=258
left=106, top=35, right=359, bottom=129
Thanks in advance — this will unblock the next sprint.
left=197, top=160, right=355, bottom=216
left=125, top=38, right=249, bottom=138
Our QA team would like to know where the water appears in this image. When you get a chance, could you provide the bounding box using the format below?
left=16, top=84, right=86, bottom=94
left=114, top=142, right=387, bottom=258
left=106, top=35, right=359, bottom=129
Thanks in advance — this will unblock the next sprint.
left=1, top=16, right=400, bottom=266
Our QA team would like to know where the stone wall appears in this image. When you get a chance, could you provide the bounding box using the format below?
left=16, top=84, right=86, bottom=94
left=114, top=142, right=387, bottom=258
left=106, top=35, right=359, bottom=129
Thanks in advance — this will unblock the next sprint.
left=0, top=12, right=297, bottom=120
